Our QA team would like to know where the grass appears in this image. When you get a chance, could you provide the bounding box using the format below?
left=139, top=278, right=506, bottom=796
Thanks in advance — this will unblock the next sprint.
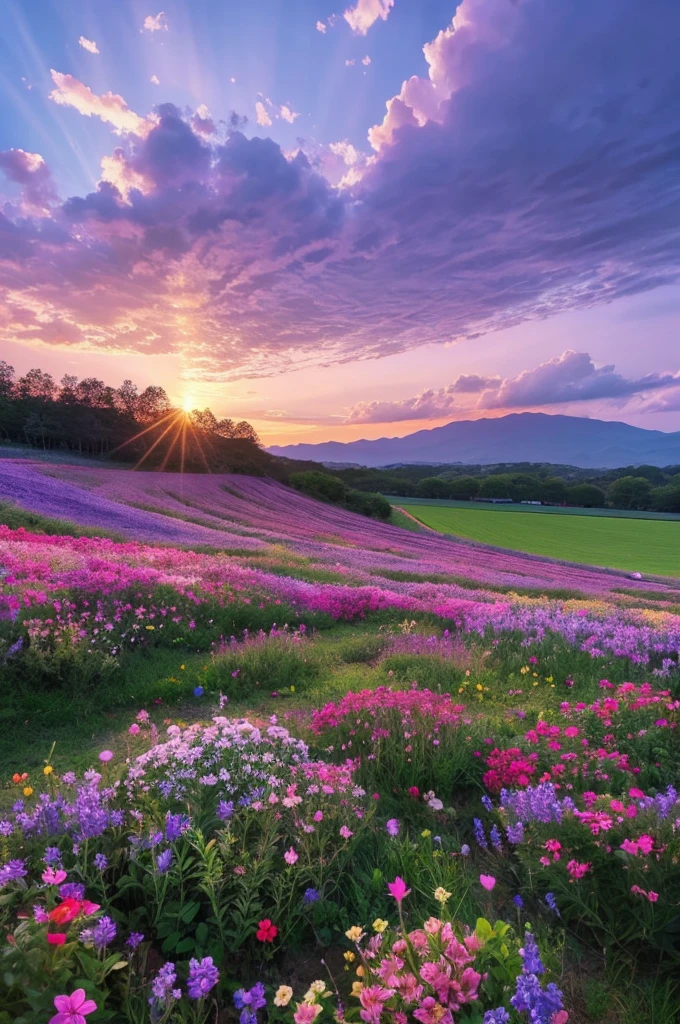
left=388, top=495, right=680, bottom=522
left=0, top=499, right=126, bottom=541
left=399, top=503, right=680, bottom=577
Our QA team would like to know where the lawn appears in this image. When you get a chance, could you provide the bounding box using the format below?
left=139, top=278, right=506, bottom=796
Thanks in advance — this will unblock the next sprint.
left=399, top=502, right=680, bottom=577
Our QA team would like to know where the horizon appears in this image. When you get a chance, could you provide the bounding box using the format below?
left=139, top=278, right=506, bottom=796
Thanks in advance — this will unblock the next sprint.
left=2, top=0, right=680, bottom=446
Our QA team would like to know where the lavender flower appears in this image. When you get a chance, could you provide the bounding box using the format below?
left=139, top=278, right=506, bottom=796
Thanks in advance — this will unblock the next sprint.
left=513, top=895, right=524, bottom=909
left=506, top=822, right=524, bottom=844
left=385, top=818, right=400, bottom=837
left=127, top=932, right=145, bottom=949
left=43, top=847, right=62, bottom=865
left=484, top=1010, right=510, bottom=1024
left=91, top=915, right=117, bottom=949
left=545, top=892, right=561, bottom=917
left=304, top=887, right=320, bottom=903
left=156, top=849, right=173, bottom=874
left=473, top=818, right=488, bottom=850
left=490, top=824, right=502, bottom=850
left=481, top=795, right=493, bottom=812
left=187, top=956, right=220, bottom=999
left=0, top=859, right=27, bottom=887
left=165, top=812, right=191, bottom=842
left=151, top=962, right=177, bottom=1004
left=60, top=882, right=86, bottom=900
left=94, top=853, right=109, bottom=871
left=217, top=800, right=234, bottom=820
left=519, top=931, right=545, bottom=975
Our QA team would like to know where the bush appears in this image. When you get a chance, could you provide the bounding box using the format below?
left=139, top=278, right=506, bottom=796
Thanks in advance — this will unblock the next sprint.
left=203, top=626, right=321, bottom=698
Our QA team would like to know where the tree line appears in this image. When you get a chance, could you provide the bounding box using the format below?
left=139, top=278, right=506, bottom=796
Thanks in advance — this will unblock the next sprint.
left=0, top=361, right=259, bottom=459
left=335, top=464, right=680, bottom=513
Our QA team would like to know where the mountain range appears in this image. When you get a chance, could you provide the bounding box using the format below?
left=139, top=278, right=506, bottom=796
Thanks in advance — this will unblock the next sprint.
left=267, top=413, right=680, bottom=469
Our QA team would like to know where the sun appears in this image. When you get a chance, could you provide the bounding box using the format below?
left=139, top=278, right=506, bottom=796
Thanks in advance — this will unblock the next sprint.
left=182, top=395, right=194, bottom=413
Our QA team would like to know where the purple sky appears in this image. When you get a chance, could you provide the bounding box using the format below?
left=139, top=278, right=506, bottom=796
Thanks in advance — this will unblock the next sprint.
left=1, top=0, right=680, bottom=444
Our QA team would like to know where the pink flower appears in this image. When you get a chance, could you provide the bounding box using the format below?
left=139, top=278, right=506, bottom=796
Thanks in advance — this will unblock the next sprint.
left=620, top=839, right=639, bottom=855
left=47, top=933, right=67, bottom=945
left=552, top=1012, right=570, bottom=1024
left=479, top=874, right=496, bottom=891
left=566, top=860, right=591, bottom=879
left=387, top=876, right=411, bottom=904
left=647, top=891, right=659, bottom=903
left=637, top=834, right=654, bottom=855
left=50, top=989, right=97, bottom=1024
left=339, top=825, right=353, bottom=839
left=628, top=787, right=645, bottom=799
left=128, top=723, right=140, bottom=735
left=98, top=750, right=114, bottom=763
left=284, top=847, right=298, bottom=865
left=293, top=1004, right=323, bottom=1024
left=42, top=867, right=67, bottom=885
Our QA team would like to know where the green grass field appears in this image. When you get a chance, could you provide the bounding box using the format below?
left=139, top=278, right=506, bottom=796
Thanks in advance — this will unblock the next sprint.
left=399, top=502, right=680, bottom=577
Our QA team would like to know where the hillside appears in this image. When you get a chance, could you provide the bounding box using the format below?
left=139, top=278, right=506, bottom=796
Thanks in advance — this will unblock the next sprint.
left=268, top=412, right=680, bottom=468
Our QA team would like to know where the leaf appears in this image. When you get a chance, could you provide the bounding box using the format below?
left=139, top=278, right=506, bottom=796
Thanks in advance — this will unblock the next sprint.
left=161, top=931, right=181, bottom=953
left=110, top=961, right=129, bottom=970
left=180, top=901, right=201, bottom=923
left=175, top=937, right=197, bottom=954
left=196, top=922, right=209, bottom=945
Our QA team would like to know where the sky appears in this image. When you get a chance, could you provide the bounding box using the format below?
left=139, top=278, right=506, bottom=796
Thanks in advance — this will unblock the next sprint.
left=1, top=0, right=680, bottom=445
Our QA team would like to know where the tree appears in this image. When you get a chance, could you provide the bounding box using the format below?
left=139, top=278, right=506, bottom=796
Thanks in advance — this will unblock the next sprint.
left=190, top=408, right=219, bottom=433
left=215, top=418, right=236, bottom=438
left=607, top=476, right=653, bottom=510
left=136, top=386, right=171, bottom=423
left=416, top=477, right=452, bottom=499
left=116, top=379, right=139, bottom=418
left=539, top=476, right=568, bottom=504
left=567, top=483, right=606, bottom=508
left=16, top=368, right=56, bottom=401
left=0, top=361, right=16, bottom=399
left=76, top=377, right=116, bottom=409
left=233, top=421, right=261, bottom=445
left=447, top=476, right=480, bottom=500
left=651, top=476, right=680, bottom=513
left=58, top=375, right=79, bottom=404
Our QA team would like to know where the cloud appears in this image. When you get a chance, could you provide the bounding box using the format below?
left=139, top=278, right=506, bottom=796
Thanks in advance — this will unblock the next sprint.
left=255, top=101, right=272, bottom=127
left=49, top=71, right=152, bottom=136
left=142, top=12, right=167, bottom=32
left=0, top=148, right=56, bottom=215
left=2, top=0, right=680, bottom=386
left=345, top=386, right=459, bottom=423
left=191, top=104, right=217, bottom=136
left=150, top=74, right=160, bottom=85
left=344, top=0, right=394, bottom=35
left=362, top=54, right=371, bottom=65
left=345, top=58, right=356, bottom=67
left=279, top=105, right=300, bottom=124
left=479, top=351, right=680, bottom=408
left=451, top=373, right=499, bottom=394
left=78, top=36, right=99, bottom=54
left=316, top=20, right=327, bottom=33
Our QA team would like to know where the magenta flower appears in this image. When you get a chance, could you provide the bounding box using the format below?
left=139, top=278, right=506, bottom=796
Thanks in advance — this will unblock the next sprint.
left=49, top=989, right=97, bottom=1024
left=284, top=846, right=299, bottom=865
left=42, top=867, right=68, bottom=885
left=98, top=750, right=114, bottom=763
left=387, top=876, right=411, bottom=904
left=479, top=874, right=496, bottom=891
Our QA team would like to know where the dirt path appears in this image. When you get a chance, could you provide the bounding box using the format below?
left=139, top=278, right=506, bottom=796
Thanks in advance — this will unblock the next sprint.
left=393, top=505, right=439, bottom=533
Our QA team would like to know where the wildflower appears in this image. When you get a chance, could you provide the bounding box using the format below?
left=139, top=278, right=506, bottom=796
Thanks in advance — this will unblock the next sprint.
left=304, top=888, right=320, bottom=903
left=484, top=1011, right=510, bottom=1024
left=90, top=916, right=117, bottom=950
left=479, top=874, right=496, bottom=891
left=49, top=989, right=97, bottom=1024
left=0, top=859, right=27, bottom=887
left=98, top=751, right=114, bottom=763
left=344, top=950, right=356, bottom=962
left=284, top=847, right=299, bottom=865
left=256, top=918, right=278, bottom=942
left=151, top=963, right=178, bottom=1003
left=23, top=786, right=33, bottom=797
left=513, top=895, right=524, bottom=908
left=93, top=854, right=108, bottom=871
left=156, top=849, right=173, bottom=874
left=44, top=765, right=54, bottom=776
left=545, top=893, right=560, bottom=917
left=372, top=918, right=388, bottom=932
left=385, top=818, right=400, bottom=837
left=129, top=723, right=140, bottom=735
left=339, top=825, right=353, bottom=839
left=127, top=932, right=145, bottom=948
left=387, top=876, right=411, bottom=904
left=47, top=933, right=67, bottom=945
left=460, top=843, right=471, bottom=856
left=566, top=859, right=591, bottom=880
left=42, top=867, right=68, bottom=886
left=345, top=925, right=364, bottom=942
left=293, top=1004, right=322, bottom=1023
left=193, top=687, right=204, bottom=697
left=217, top=799, right=234, bottom=820
left=187, top=956, right=220, bottom=999
left=434, top=887, right=451, bottom=904
left=275, top=986, right=294, bottom=1007
left=421, top=829, right=431, bottom=838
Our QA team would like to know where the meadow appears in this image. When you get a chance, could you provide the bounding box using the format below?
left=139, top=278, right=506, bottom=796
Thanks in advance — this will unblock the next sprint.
left=395, top=501, right=680, bottom=577
left=1, top=458, right=679, bottom=1024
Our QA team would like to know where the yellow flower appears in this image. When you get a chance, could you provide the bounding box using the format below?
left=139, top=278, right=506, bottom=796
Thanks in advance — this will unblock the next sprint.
left=303, top=981, right=326, bottom=1003
left=355, top=966, right=364, bottom=978
left=180, top=664, right=185, bottom=670
left=345, top=925, right=363, bottom=942
left=274, top=986, right=293, bottom=1007
left=145, top=625, right=155, bottom=631
left=23, top=786, right=33, bottom=796
left=421, top=829, right=431, bottom=838
left=351, top=982, right=364, bottom=998
left=372, top=918, right=388, bottom=933
left=43, top=766, right=53, bottom=776
left=476, top=683, right=483, bottom=691
left=545, top=676, right=553, bottom=683
left=344, top=951, right=355, bottom=962
left=434, top=886, right=452, bottom=904
left=520, top=665, right=530, bottom=675
left=290, top=685, right=296, bottom=692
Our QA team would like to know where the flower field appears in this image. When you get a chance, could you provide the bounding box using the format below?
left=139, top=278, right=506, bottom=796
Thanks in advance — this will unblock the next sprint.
left=1, top=458, right=680, bottom=1023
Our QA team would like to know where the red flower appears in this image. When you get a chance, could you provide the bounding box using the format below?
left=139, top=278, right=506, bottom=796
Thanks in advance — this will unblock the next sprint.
left=48, top=898, right=82, bottom=925
left=256, top=918, right=278, bottom=942
left=47, top=932, right=67, bottom=945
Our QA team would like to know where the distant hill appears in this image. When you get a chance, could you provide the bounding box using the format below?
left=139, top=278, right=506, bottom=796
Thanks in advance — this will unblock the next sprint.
left=268, top=413, right=680, bottom=470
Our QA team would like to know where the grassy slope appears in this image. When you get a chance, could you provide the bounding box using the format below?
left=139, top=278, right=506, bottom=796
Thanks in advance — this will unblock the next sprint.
left=402, top=503, right=680, bottom=576
left=388, top=495, right=680, bottom=521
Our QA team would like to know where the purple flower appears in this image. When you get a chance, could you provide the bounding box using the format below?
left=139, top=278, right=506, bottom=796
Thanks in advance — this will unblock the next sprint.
left=545, top=892, right=561, bottom=917
left=91, top=915, right=117, bottom=949
left=156, top=849, right=173, bottom=875
left=473, top=818, right=488, bottom=850
left=60, top=882, right=85, bottom=900
left=506, top=822, right=524, bottom=845
left=385, top=818, right=400, bottom=837
left=94, top=853, right=108, bottom=871
left=481, top=795, right=493, bottom=812
left=303, top=887, right=320, bottom=903
left=484, top=1011, right=510, bottom=1024
left=43, top=847, right=62, bottom=865
left=187, top=956, right=220, bottom=999
left=490, top=824, right=502, bottom=850
left=0, top=859, right=27, bottom=887
left=151, top=962, right=177, bottom=1003
left=165, top=812, right=191, bottom=842
left=234, top=982, right=266, bottom=1012
left=0, top=820, right=13, bottom=836
left=217, top=800, right=234, bottom=820
left=519, top=931, right=545, bottom=975
left=127, top=932, right=145, bottom=949
left=193, top=686, right=204, bottom=697
left=460, top=843, right=470, bottom=856
left=513, top=895, right=524, bottom=909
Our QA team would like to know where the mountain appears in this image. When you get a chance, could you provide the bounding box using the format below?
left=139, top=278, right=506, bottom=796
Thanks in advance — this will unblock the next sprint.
left=267, top=413, right=680, bottom=469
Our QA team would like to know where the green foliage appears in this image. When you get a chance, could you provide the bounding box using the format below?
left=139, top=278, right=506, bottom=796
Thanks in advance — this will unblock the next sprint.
left=607, top=475, right=653, bottom=510
left=290, top=470, right=391, bottom=520
left=0, top=500, right=124, bottom=540
left=203, top=633, right=321, bottom=698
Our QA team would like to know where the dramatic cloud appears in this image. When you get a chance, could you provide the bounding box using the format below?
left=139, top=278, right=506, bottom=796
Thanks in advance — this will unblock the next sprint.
left=479, top=351, right=680, bottom=409
left=0, top=148, right=56, bottom=215
left=2, top=0, right=680, bottom=385
left=142, top=12, right=167, bottom=32
left=49, top=71, right=152, bottom=136
left=345, top=386, right=458, bottom=423
left=344, top=0, right=394, bottom=35
left=78, top=36, right=99, bottom=54
left=255, top=101, right=272, bottom=127
left=345, top=353, right=680, bottom=423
